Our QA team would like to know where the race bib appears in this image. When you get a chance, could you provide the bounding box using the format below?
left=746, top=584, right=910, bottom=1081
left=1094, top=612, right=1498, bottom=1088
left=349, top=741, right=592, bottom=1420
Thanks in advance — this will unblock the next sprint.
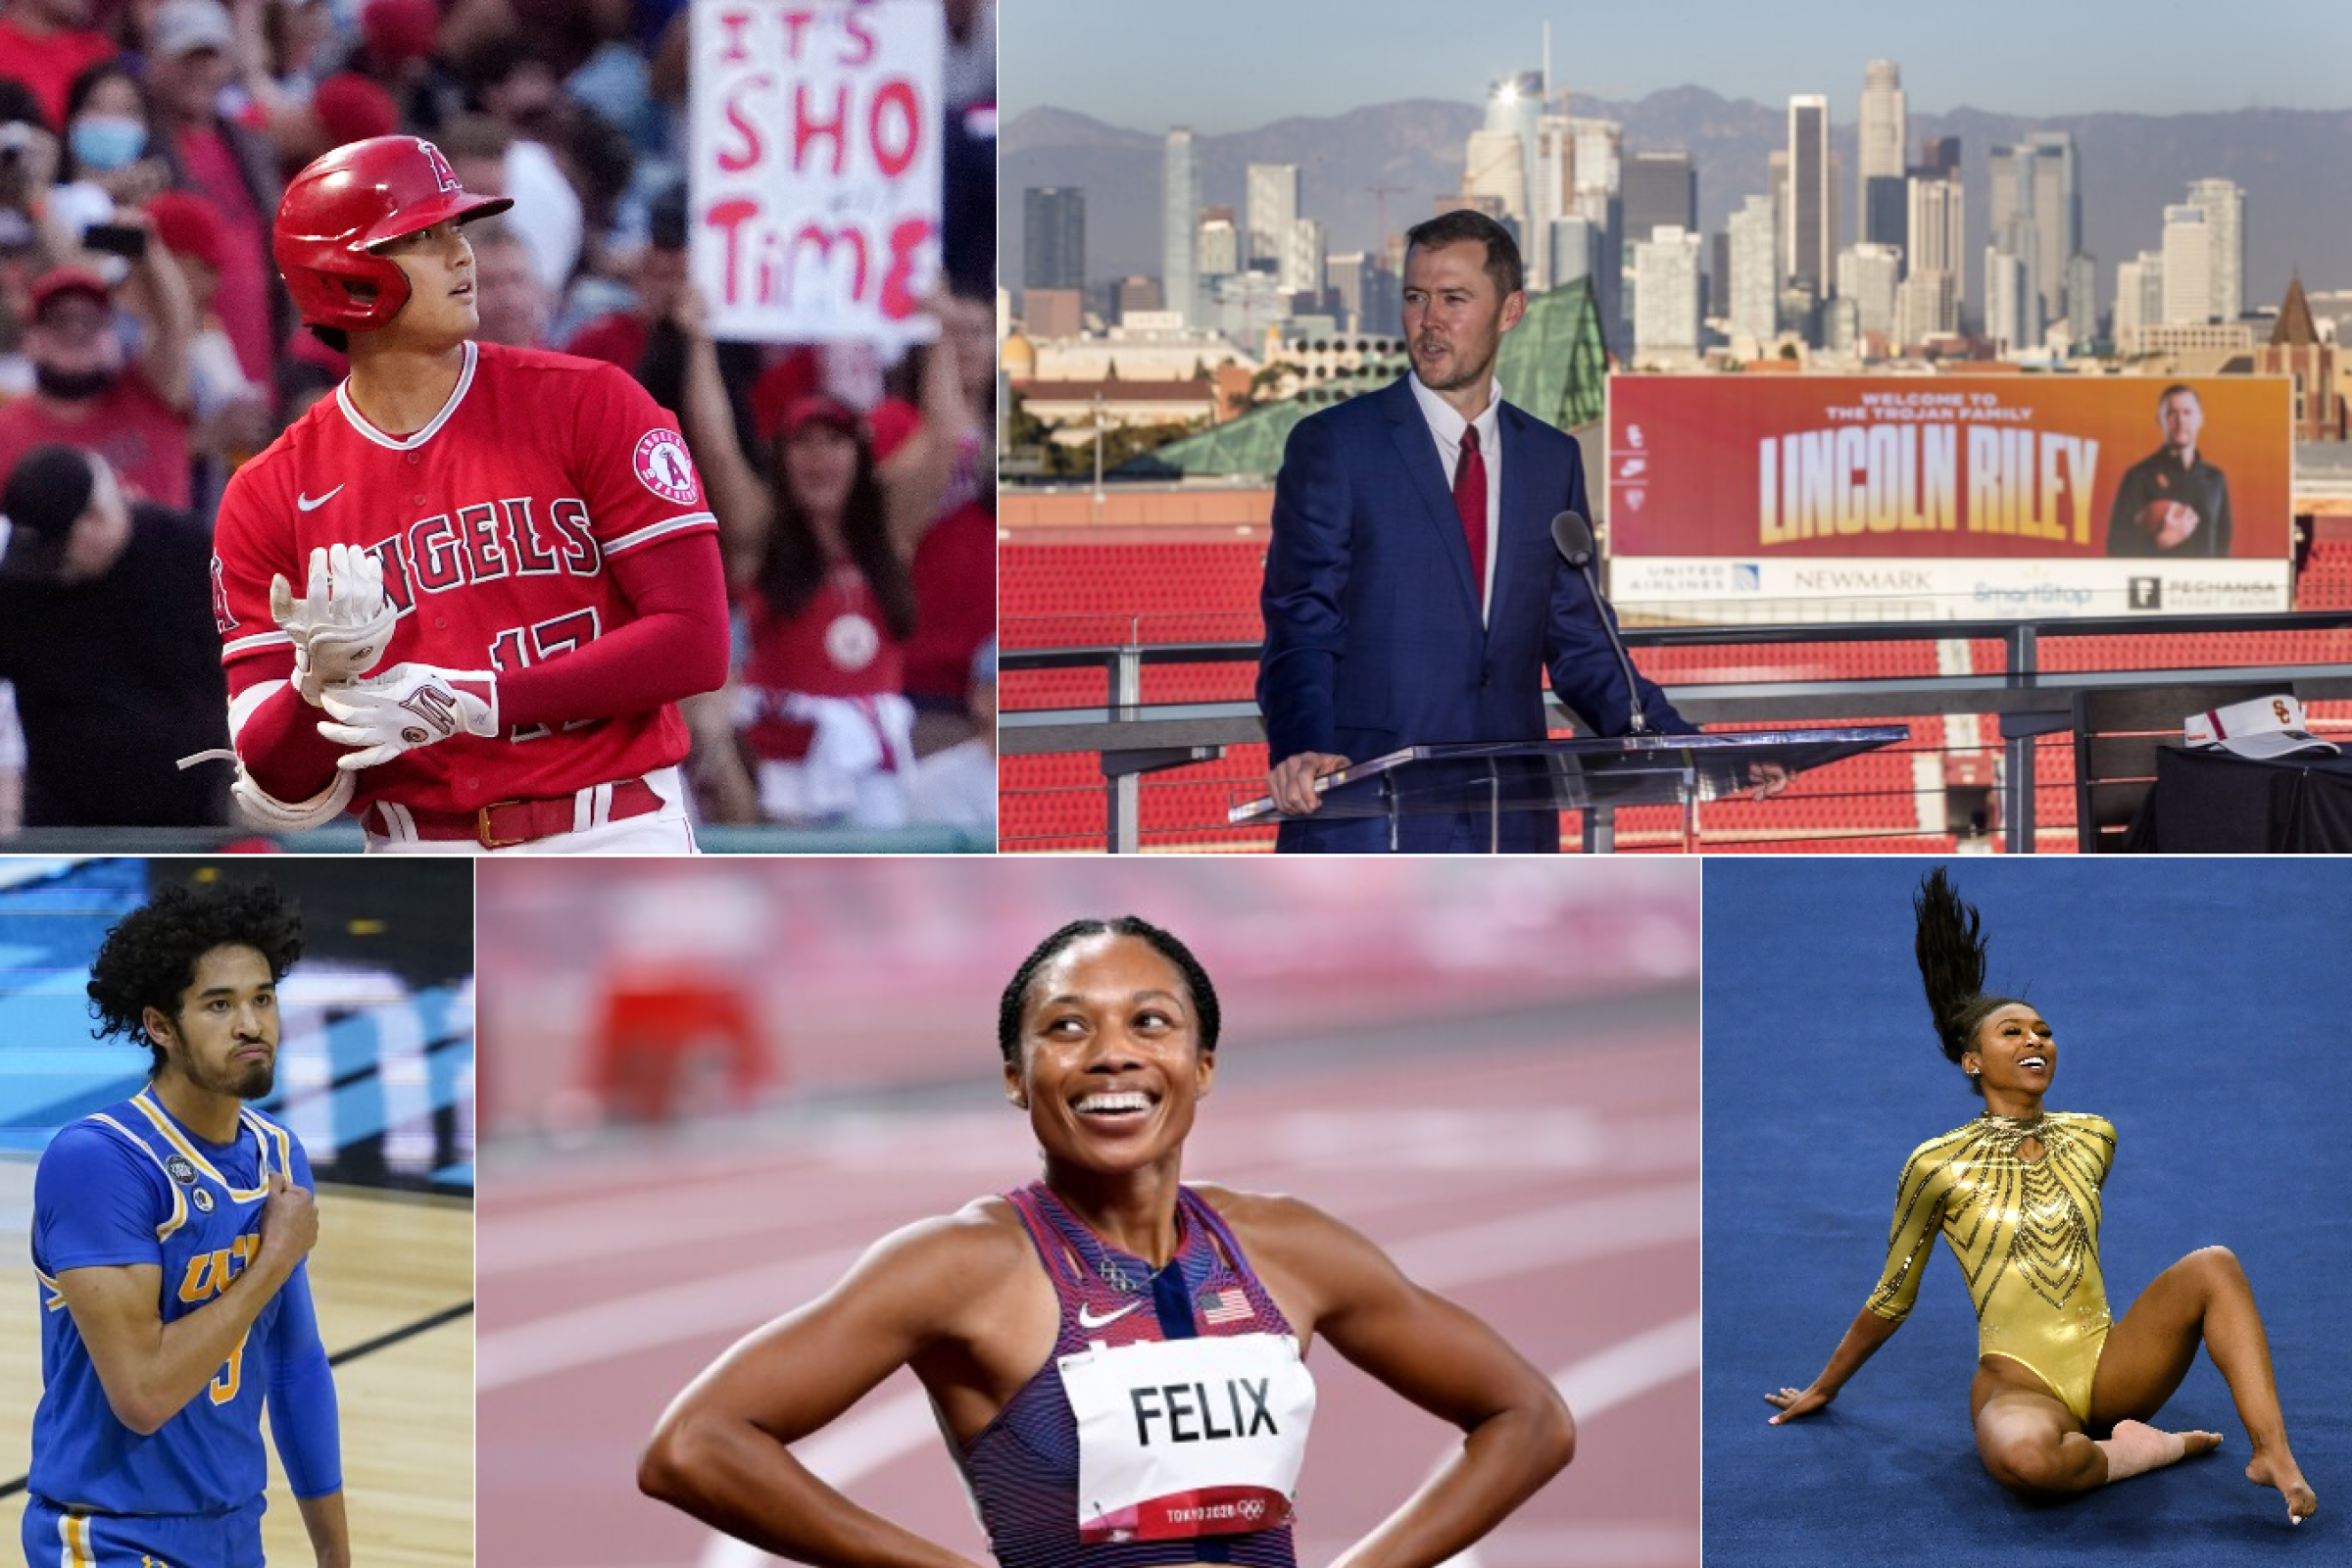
left=1056, top=1331, right=1315, bottom=1544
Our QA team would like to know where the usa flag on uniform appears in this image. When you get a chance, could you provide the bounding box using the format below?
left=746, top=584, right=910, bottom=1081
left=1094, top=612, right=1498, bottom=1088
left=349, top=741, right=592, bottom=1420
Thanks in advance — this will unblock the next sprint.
left=1199, top=1287, right=1252, bottom=1325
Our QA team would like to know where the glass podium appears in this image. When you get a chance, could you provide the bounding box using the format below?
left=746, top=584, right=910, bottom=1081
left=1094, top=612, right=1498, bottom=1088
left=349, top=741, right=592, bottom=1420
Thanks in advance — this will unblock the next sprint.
left=1228, top=726, right=1912, bottom=852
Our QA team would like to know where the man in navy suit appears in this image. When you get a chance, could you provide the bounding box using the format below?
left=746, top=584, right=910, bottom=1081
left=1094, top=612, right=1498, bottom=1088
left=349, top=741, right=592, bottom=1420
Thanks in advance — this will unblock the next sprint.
left=1258, top=210, right=1695, bottom=853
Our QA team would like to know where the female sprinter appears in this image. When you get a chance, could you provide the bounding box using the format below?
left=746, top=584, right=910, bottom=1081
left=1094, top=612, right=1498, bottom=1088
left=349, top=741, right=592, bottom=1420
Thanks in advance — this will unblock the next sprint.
left=1765, top=869, right=2316, bottom=1524
left=641, top=916, right=1575, bottom=1568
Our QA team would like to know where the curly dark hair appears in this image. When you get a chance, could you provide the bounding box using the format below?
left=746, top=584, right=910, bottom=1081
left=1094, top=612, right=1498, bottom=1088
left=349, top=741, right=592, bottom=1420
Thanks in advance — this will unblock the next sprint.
left=1912, top=868, right=2025, bottom=1096
left=998, top=916, right=1221, bottom=1065
left=86, top=882, right=305, bottom=1075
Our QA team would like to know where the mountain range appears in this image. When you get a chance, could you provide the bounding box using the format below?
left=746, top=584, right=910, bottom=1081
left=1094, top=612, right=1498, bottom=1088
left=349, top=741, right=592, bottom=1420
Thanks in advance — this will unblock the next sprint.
left=1003, top=88, right=2352, bottom=318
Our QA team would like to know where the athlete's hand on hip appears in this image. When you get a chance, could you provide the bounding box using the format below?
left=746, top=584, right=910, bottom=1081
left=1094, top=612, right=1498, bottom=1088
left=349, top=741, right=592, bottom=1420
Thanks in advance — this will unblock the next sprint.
left=318, top=662, right=500, bottom=769
left=1764, top=1383, right=1835, bottom=1423
left=258, top=1170, right=320, bottom=1263
left=270, top=543, right=396, bottom=706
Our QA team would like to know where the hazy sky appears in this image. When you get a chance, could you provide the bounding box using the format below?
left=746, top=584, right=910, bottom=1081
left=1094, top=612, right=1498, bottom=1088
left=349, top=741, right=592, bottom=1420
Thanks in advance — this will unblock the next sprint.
left=1004, top=0, right=2351, bottom=131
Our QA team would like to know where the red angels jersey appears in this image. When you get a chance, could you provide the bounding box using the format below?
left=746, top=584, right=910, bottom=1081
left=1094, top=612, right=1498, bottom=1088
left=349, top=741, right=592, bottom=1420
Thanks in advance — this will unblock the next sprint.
left=211, top=341, right=716, bottom=811
left=738, top=566, right=906, bottom=761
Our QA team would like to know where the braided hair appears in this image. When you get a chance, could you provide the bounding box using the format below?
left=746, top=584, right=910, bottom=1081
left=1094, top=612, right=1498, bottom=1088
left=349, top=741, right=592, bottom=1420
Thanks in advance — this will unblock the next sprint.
left=1911, top=868, right=2024, bottom=1095
left=998, top=916, right=1221, bottom=1065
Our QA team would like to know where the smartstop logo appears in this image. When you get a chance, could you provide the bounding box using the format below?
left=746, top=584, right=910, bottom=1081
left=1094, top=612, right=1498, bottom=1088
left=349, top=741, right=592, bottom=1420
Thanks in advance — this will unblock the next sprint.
left=1973, top=583, right=2093, bottom=608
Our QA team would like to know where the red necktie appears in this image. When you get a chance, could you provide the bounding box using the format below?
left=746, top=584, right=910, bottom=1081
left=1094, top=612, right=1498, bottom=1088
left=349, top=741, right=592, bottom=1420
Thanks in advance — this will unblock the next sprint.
left=1453, top=423, right=1487, bottom=611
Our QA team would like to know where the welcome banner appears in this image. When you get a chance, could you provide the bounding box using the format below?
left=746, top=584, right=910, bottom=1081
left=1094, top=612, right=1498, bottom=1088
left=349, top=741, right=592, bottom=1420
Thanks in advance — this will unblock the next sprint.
left=1604, top=375, right=2292, bottom=615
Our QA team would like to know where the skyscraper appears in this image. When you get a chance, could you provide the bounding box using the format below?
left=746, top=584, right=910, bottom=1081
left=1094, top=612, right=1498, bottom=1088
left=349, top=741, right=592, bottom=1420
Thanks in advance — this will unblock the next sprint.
left=2115, top=251, right=2164, bottom=347
left=1621, top=151, right=1696, bottom=335
left=1727, top=193, right=1780, bottom=344
left=1162, top=127, right=1200, bottom=326
left=1837, top=243, right=1901, bottom=342
left=1857, top=60, right=1907, bottom=241
left=1633, top=225, right=1702, bottom=359
left=1623, top=151, right=1697, bottom=246
left=1198, top=210, right=1240, bottom=279
left=2066, top=253, right=2100, bottom=339
left=2162, top=204, right=2215, bottom=323
left=1984, top=247, right=2031, bottom=353
left=1907, top=171, right=1964, bottom=322
left=1786, top=95, right=1830, bottom=301
left=1568, top=118, right=1622, bottom=226
left=1284, top=216, right=1326, bottom=299
left=1478, top=72, right=1544, bottom=230
left=1247, top=164, right=1299, bottom=274
left=1988, top=133, right=2079, bottom=324
left=1529, top=97, right=1574, bottom=291
left=2186, top=177, right=2245, bottom=321
left=1022, top=186, right=1086, bottom=292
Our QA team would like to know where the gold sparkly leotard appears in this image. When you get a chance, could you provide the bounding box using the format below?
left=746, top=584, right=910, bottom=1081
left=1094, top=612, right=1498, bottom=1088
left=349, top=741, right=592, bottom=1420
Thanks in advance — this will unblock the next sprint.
left=1865, top=1110, right=2116, bottom=1423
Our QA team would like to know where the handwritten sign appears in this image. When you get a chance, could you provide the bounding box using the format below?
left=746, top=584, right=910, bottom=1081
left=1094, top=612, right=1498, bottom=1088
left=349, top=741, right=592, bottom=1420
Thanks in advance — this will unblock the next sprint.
left=690, top=0, right=943, bottom=346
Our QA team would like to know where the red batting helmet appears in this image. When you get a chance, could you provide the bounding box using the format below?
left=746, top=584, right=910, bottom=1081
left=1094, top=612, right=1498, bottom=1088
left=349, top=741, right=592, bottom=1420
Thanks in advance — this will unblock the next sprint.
left=273, top=135, right=513, bottom=331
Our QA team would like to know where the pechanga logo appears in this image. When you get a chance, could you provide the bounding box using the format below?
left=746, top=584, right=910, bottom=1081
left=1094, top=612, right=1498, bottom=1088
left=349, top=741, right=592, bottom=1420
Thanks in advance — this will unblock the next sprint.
left=2130, top=577, right=2162, bottom=611
left=634, top=430, right=702, bottom=506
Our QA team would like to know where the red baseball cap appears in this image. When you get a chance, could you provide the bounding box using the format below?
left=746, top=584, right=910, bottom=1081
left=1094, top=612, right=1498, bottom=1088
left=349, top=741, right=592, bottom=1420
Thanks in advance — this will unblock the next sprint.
left=145, top=193, right=227, bottom=270
left=362, top=0, right=440, bottom=66
left=780, top=395, right=861, bottom=441
left=313, top=72, right=401, bottom=145
left=29, top=267, right=111, bottom=315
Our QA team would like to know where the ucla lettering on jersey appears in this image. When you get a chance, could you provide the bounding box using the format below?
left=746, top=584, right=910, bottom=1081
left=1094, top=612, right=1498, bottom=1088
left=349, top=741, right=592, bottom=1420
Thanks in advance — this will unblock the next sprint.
left=27, top=1090, right=304, bottom=1516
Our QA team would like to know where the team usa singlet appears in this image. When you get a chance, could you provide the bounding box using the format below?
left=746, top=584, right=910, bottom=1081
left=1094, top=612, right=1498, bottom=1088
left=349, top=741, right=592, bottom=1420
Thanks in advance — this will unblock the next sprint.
left=957, top=1184, right=1315, bottom=1568
left=210, top=340, right=718, bottom=815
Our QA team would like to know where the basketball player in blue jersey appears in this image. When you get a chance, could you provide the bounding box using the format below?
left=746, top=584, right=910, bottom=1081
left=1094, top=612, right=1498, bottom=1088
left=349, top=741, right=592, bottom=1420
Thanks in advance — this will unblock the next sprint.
left=24, top=882, right=348, bottom=1568
left=643, top=917, right=1575, bottom=1568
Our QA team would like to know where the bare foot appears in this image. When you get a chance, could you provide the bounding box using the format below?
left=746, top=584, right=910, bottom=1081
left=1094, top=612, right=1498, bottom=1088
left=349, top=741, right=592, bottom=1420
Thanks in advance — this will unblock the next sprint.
left=2180, top=1430, right=2225, bottom=1458
left=2246, top=1447, right=2318, bottom=1525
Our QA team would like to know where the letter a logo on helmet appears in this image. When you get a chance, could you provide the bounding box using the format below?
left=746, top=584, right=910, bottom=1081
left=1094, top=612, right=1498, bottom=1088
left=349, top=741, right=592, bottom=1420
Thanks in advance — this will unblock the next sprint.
left=274, top=135, right=513, bottom=332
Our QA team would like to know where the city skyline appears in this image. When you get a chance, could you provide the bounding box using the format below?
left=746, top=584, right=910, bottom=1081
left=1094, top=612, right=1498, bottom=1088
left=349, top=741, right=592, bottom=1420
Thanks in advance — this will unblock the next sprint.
left=1003, top=0, right=2351, bottom=132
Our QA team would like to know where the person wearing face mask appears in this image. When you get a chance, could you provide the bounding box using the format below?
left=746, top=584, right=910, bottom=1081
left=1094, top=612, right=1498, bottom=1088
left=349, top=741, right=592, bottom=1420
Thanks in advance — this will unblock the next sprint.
left=0, top=444, right=229, bottom=825
left=0, top=243, right=196, bottom=508
left=52, top=59, right=168, bottom=216
left=1764, top=869, right=2317, bottom=1526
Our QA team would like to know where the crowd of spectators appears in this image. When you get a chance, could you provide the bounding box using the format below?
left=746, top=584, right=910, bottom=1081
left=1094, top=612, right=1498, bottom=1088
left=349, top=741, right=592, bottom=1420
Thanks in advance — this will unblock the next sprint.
left=0, top=0, right=999, bottom=840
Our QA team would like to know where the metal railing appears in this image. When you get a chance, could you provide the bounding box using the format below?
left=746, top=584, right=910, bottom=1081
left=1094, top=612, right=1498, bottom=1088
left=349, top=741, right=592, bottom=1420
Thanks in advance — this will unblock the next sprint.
left=1002, top=612, right=2352, bottom=853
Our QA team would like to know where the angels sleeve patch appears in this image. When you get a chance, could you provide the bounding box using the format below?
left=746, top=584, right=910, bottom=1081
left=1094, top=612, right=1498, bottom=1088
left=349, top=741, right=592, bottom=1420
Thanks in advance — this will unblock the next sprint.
left=634, top=430, right=704, bottom=506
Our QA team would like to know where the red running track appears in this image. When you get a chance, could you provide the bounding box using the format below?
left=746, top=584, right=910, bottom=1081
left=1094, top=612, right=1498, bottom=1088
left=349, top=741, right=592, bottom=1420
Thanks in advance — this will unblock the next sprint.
left=478, top=1021, right=1700, bottom=1568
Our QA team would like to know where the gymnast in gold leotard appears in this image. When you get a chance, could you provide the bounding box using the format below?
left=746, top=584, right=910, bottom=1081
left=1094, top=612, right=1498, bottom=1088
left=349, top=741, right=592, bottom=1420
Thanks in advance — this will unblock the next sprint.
left=1765, top=869, right=2317, bottom=1526
left=1865, top=1108, right=2116, bottom=1424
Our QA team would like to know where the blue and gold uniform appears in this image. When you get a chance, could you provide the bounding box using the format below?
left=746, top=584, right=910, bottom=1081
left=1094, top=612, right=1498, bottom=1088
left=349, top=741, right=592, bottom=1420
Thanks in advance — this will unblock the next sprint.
left=24, top=1088, right=341, bottom=1568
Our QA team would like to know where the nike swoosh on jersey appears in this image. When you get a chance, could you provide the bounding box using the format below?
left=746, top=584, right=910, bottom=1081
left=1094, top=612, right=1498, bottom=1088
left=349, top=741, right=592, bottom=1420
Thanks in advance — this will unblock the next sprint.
left=1076, top=1299, right=1146, bottom=1329
left=297, top=486, right=346, bottom=511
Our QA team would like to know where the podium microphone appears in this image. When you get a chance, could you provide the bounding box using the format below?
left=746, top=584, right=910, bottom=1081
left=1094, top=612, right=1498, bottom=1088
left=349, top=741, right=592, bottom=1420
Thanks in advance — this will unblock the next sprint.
left=1550, top=510, right=1650, bottom=735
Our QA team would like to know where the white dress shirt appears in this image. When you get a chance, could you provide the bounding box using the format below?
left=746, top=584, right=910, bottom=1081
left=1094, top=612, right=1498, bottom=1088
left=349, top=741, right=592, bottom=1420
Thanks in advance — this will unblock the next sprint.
left=1408, top=372, right=1504, bottom=623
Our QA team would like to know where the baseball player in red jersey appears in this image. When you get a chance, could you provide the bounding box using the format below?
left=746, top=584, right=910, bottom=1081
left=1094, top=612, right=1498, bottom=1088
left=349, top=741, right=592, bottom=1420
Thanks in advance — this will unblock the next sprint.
left=209, top=135, right=728, bottom=852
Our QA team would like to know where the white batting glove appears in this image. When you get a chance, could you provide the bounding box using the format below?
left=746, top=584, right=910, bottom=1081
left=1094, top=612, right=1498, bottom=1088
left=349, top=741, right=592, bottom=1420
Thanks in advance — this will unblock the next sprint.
left=270, top=544, right=396, bottom=706
left=318, top=663, right=500, bottom=770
